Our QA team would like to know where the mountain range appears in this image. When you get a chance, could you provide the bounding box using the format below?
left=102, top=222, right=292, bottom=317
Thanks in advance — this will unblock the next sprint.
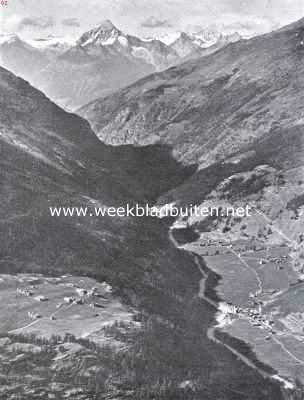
left=160, top=29, right=242, bottom=58
left=0, top=20, right=241, bottom=109
left=79, top=17, right=304, bottom=169
left=1, top=12, right=304, bottom=399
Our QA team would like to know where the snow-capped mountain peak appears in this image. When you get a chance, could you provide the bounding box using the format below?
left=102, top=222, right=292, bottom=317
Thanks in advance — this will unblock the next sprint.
left=77, top=20, right=122, bottom=47
left=0, top=33, right=21, bottom=45
left=194, top=27, right=222, bottom=43
left=164, top=32, right=201, bottom=57
left=192, top=27, right=242, bottom=47
left=158, top=27, right=242, bottom=57
left=73, top=20, right=179, bottom=69
left=159, top=32, right=183, bottom=46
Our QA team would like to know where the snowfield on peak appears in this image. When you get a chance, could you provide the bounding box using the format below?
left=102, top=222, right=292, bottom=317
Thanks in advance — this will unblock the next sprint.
left=0, top=33, right=20, bottom=45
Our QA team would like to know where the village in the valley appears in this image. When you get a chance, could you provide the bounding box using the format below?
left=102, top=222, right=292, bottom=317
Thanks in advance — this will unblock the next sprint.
left=182, top=224, right=304, bottom=383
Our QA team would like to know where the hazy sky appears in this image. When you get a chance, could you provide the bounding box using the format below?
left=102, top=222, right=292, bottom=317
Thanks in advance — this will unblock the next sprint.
left=1, top=0, right=304, bottom=39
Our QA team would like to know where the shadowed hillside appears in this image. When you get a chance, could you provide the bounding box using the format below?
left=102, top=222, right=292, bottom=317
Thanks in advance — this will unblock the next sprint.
left=0, top=67, right=286, bottom=399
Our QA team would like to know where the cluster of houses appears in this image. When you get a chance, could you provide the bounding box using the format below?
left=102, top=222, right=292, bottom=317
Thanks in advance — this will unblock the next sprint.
left=16, top=281, right=113, bottom=321
left=197, top=238, right=268, bottom=256
left=17, top=288, right=33, bottom=297
left=220, top=300, right=276, bottom=335
left=62, top=284, right=111, bottom=308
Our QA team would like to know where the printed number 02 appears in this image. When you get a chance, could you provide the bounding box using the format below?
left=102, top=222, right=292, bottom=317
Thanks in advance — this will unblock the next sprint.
left=1, top=0, right=8, bottom=5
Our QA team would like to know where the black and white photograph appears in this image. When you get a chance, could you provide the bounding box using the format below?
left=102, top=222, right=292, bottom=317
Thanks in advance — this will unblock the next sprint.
left=0, top=0, right=304, bottom=398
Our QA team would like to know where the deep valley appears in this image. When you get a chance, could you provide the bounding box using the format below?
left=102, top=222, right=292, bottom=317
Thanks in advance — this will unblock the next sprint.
left=1, top=12, right=304, bottom=400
